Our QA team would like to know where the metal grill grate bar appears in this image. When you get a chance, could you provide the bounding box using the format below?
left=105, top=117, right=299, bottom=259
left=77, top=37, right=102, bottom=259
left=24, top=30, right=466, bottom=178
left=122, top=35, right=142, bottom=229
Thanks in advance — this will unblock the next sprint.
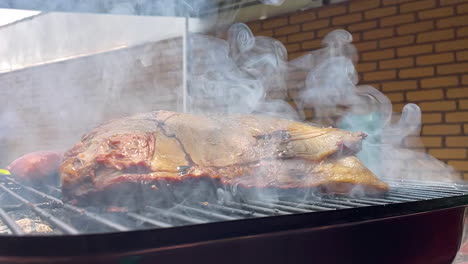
left=175, top=204, right=238, bottom=221
left=0, top=177, right=467, bottom=236
left=267, top=199, right=331, bottom=211
left=380, top=195, right=415, bottom=202
left=224, top=201, right=290, bottom=215
left=392, top=187, right=464, bottom=196
left=146, top=206, right=207, bottom=224
left=0, top=208, right=24, bottom=235
left=385, top=193, right=430, bottom=200
left=329, top=197, right=388, bottom=206
left=126, top=212, right=172, bottom=228
left=0, top=183, right=79, bottom=234
left=196, top=202, right=267, bottom=218
left=320, top=198, right=371, bottom=207
left=386, top=191, right=441, bottom=200
left=385, top=178, right=466, bottom=188
left=386, top=181, right=468, bottom=193
left=244, top=200, right=312, bottom=213
left=297, top=200, right=352, bottom=209
left=46, top=185, right=61, bottom=194
left=390, top=190, right=448, bottom=199
left=0, top=204, right=24, bottom=210
left=10, top=179, right=130, bottom=232
left=391, top=187, right=452, bottom=195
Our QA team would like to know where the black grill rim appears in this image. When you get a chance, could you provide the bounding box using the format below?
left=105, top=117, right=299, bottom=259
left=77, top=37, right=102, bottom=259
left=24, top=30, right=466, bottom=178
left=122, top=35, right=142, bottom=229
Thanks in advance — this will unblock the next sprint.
left=1, top=175, right=468, bottom=257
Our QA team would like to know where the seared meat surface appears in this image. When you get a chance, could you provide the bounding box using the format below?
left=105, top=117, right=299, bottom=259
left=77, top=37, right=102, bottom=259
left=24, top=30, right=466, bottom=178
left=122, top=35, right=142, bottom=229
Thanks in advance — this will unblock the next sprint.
left=8, top=151, right=62, bottom=184
left=60, top=111, right=388, bottom=203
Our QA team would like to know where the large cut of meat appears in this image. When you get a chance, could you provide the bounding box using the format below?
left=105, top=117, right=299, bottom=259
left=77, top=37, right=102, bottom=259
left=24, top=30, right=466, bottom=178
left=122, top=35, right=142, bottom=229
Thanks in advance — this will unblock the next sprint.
left=60, top=111, right=388, bottom=204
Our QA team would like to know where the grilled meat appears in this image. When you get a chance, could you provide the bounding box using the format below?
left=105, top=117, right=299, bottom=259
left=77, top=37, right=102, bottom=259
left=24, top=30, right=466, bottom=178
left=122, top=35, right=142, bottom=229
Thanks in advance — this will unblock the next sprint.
left=60, top=111, right=388, bottom=204
left=8, top=151, right=62, bottom=183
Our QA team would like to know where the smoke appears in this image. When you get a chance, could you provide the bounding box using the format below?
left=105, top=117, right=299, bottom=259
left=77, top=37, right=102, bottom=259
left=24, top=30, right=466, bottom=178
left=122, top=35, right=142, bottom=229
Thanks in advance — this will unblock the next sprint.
left=0, top=0, right=252, bottom=167
left=289, top=29, right=460, bottom=183
left=0, top=11, right=191, bottom=166
left=0, top=0, right=461, bottom=216
left=187, top=22, right=298, bottom=119
left=186, top=23, right=459, bottom=186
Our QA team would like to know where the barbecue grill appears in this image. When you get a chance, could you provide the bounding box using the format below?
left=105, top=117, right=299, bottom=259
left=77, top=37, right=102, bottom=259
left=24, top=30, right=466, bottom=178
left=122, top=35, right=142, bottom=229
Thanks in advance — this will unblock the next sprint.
left=1, top=1, right=468, bottom=264
left=0, top=176, right=467, bottom=264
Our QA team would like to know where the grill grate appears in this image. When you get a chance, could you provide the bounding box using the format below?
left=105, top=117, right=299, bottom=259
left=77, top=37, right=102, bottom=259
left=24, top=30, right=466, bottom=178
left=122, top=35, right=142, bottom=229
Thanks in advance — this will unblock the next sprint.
left=0, top=176, right=467, bottom=236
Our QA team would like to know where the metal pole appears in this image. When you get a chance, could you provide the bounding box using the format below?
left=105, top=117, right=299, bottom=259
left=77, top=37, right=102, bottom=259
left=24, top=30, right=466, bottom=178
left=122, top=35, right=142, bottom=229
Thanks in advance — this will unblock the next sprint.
left=182, top=14, right=189, bottom=113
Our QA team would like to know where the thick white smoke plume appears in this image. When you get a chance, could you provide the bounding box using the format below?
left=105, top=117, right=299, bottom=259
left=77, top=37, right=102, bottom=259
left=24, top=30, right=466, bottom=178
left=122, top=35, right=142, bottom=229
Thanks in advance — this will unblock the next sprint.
left=187, top=23, right=297, bottom=118
left=287, top=29, right=459, bottom=183
left=185, top=23, right=459, bottom=184
left=0, top=0, right=460, bottom=187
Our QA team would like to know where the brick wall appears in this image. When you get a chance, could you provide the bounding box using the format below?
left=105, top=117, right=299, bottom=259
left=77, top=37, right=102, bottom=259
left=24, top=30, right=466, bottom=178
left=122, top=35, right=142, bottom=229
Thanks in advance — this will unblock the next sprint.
left=0, top=38, right=183, bottom=166
left=247, top=0, right=468, bottom=178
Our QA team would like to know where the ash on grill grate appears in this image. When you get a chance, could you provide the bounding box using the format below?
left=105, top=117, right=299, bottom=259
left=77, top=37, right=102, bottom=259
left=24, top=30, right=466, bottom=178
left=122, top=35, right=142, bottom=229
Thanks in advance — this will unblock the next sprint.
left=0, top=218, right=53, bottom=235
left=0, top=195, right=59, bottom=234
left=1, top=176, right=468, bottom=236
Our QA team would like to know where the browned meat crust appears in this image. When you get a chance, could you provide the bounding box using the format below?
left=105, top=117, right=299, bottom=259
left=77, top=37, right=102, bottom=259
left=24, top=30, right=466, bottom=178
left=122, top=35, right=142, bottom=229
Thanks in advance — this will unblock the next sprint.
left=60, top=111, right=388, bottom=204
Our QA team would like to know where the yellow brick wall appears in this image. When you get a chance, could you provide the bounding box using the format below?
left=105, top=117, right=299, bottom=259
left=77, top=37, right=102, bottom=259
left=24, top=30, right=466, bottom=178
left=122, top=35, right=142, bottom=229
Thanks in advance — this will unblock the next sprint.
left=247, top=0, right=468, bottom=178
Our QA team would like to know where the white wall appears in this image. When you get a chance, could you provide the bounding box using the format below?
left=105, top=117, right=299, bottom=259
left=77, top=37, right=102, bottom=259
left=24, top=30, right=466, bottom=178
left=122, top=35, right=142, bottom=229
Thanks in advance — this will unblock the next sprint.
left=0, top=12, right=207, bottom=73
left=0, top=12, right=201, bottom=165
